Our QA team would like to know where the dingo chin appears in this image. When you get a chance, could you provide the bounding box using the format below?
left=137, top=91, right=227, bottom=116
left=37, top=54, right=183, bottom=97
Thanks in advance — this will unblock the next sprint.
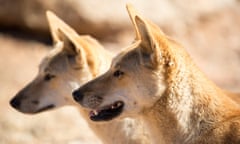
left=73, top=4, right=240, bottom=144
left=10, top=11, right=150, bottom=144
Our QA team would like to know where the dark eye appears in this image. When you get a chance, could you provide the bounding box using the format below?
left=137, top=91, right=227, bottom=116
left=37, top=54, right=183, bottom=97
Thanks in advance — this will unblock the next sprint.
left=44, top=74, right=56, bottom=81
left=113, top=70, right=124, bottom=78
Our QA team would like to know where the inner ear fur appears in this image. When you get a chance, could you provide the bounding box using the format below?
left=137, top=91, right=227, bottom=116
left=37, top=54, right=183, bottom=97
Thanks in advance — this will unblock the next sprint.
left=57, top=29, right=86, bottom=69
left=46, top=10, right=82, bottom=54
left=46, top=11, right=86, bottom=68
left=57, top=29, right=80, bottom=55
left=134, top=16, right=161, bottom=68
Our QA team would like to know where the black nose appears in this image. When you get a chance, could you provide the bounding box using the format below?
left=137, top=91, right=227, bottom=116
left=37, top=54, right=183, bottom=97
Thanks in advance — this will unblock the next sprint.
left=10, top=97, right=21, bottom=109
left=72, top=90, right=84, bottom=102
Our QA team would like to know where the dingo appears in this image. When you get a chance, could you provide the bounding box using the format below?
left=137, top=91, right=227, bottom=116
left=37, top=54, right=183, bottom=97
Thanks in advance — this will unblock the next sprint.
left=73, top=4, right=240, bottom=144
left=10, top=11, right=149, bottom=144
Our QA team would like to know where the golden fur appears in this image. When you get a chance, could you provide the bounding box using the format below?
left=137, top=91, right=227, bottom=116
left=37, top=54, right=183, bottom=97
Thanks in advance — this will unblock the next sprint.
left=73, top=4, right=240, bottom=144
left=10, top=11, right=149, bottom=144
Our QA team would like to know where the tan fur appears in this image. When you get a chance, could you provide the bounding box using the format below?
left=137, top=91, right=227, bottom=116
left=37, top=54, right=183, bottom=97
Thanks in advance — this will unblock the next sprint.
left=10, top=11, right=149, bottom=144
left=73, top=4, right=240, bottom=144
left=224, top=91, right=240, bottom=103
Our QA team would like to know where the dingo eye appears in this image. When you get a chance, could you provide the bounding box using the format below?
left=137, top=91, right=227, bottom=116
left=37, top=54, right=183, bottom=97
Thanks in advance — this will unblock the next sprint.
left=113, top=70, right=124, bottom=78
left=44, top=74, right=56, bottom=81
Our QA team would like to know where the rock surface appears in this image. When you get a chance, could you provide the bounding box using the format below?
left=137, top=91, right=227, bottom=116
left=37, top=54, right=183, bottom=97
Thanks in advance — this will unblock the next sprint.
left=0, top=0, right=238, bottom=40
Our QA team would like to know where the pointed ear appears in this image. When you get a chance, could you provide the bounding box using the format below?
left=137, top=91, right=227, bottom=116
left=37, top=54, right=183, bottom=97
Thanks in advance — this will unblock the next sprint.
left=46, top=11, right=86, bottom=68
left=126, top=4, right=140, bottom=39
left=46, top=11, right=63, bottom=43
left=46, top=11, right=78, bottom=44
left=57, top=29, right=86, bottom=68
left=57, top=29, right=79, bottom=55
left=46, top=11, right=82, bottom=55
left=135, top=16, right=162, bottom=68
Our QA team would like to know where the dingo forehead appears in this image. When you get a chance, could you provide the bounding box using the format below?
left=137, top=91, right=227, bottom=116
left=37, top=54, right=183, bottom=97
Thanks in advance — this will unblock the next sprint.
left=39, top=42, right=67, bottom=73
left=111, top=41, right=141, bottom=68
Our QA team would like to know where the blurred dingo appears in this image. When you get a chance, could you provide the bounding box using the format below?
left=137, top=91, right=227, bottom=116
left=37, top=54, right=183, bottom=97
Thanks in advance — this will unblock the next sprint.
left=73, top=4, right=240, bottom=144
left=10, top=11, right=149, bottom=144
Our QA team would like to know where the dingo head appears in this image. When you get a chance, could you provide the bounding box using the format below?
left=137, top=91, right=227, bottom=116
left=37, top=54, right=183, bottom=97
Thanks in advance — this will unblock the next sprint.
left=72, top=4, right=182, bottom=121
left=10, top=11, right=111, bottom=114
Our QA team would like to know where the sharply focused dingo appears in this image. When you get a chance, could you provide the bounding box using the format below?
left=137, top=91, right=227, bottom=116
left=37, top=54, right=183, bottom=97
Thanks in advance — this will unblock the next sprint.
left=10, top=11, right=149, bottom=144
left=73, top=4, right=240, bottom=144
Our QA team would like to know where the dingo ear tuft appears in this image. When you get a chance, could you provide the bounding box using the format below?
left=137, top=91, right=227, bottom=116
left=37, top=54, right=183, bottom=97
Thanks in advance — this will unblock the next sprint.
left=46, top=10, right=78, bottom=44
left=46, top=11, right=63, bottom=43
left=135, top=16, right=161, bottom=68
left=126, top=4, right=140, bottom=39
left=46, top=11, right=86, bottom=68
left=57, top=29, right=82, bottom=56
left=58, top=29, right=86, bottom=69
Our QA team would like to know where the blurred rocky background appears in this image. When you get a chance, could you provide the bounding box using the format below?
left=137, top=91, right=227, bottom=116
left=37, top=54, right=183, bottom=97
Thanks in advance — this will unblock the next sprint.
left=0, top=0, right=240, bottom=143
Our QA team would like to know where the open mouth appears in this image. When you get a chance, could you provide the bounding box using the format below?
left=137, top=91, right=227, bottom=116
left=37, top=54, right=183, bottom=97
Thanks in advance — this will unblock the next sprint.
left=36, top=104, right=55, bottom=113
left=89, top=101, right=124, bottom=121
